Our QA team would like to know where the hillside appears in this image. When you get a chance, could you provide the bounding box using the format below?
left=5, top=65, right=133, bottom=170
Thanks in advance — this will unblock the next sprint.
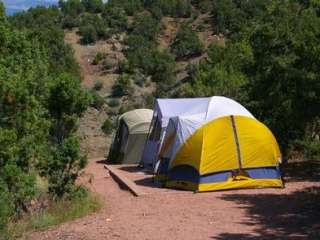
left=65, top=10, right=223, bottom=158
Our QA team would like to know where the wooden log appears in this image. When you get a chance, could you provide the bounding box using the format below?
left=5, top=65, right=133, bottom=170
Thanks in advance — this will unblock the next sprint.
left=104, top=164, right=146, bottom=197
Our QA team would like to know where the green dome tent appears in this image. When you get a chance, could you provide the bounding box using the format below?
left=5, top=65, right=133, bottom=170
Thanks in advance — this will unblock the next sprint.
left=108, top=109, right=153, bottom=164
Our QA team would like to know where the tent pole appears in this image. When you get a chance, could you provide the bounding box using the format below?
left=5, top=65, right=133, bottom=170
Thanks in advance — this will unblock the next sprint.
left=230, top=115, right=243, bottom=170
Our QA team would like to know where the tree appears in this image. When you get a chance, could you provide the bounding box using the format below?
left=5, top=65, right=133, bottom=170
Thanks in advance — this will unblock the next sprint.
left=59, top=0, right=84, bottom=16
left=131, top=13, right=161, bottom=41
left=182, top=41, right=252, bottom=98
left=170, top=25, right=204, bottom=59
left=107, top=0, right=143, bottom=16
left=247, top=2, right=320, bottom=149
left=82, top=0, right=103, bottom=13
left=102, top=6, right=128, bottom=34
left=79, top=24, right=97, bottom=44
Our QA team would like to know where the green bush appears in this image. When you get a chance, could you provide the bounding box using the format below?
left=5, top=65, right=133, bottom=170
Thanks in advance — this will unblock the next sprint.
left=145, top=0, right=192, bottom=18
left=93, top=80, right=103, bottom=91
left=170, top=24, right=204, bottom=59
left=112, top=74, right=132, bottom=97
left=131, top=13, right=161, bottom=41
left=92, top=52, right=106, bottom=65
left=107, top=0, right=142, bottom=16
left=118, top=104, right=135, bottom=115
left=45, top=137, right=87, bottom=198
left=102, top=6, right=128, bottom=34
left=101, top=119, right=114, bottom=135
left=90, top=91, right=105, bottom=110
left=79, top=24, right=97, bottom=44
left=107, top=99, right=121, bottom=108
left=82, top=0, right=103, bottom=13
left=0, top=180, right=14, bottom=235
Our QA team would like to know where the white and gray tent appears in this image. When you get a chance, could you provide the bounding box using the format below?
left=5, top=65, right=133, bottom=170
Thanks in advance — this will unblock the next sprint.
left=140, top=97, right=255, bottom=169
left=108, top=109, right=153, bottom=164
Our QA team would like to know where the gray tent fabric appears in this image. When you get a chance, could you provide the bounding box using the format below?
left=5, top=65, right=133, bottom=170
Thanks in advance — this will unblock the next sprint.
left=108, top=109, right=153, bottom=164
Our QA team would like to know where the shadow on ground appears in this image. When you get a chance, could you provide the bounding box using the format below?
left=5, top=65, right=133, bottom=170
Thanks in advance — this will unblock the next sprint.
left=213, top=186, right=320, bottom=239
left=283, top=161, right=320, bottom=181
left=213, top=161, right=320, bottom=239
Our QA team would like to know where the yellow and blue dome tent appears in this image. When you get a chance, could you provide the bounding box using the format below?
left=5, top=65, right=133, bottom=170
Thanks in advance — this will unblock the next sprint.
left=153, top=96, right=283, bottom=192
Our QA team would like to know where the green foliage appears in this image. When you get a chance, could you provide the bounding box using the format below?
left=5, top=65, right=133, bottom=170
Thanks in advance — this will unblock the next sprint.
left=131, top=12, right=161, bottom=41
left=7, top=189, right=101, bottom=239
left=0, top=180, right=14, bottom=237
left=44, top=137, right=87, bottom=198
left=59, top=0, right=84, bottom=17
left=79, top=24, right=97, bottom=44
left=107, top=0, right=143, bottom=16
left=93, top=80, right=104, bottom=91
left=90, top=91, right=105, bottom=110
left=212, top=0, right=267, bottom=39
left=102, top=6, right=128, bottom=34
left=82, top=0, right=103, bottom=13
left=78, top=14, right=108, bottom=44
left=245, top=1, right=320, bottom=148
left=9, top=7, right=80, bottom=76
left=189, top=0, right=320, bottom=152
left=145, top=0, right=192, bottom=18
left=170, top=24, right=204, bottom=58
left=112, top=74, right=132, bottom=97
left=0, top=6, right=90, bottom=233
left=92, top=52, right=106, bottom=65
left=101, top=118, right=114, bottom=135
left=48, top=74, right=90, bottom=142
left=107, top=99, right=121, bottom=108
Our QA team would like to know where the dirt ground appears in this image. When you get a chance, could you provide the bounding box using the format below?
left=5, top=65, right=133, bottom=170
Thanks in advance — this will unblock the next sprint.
left=27, top=160, right=320, bottom=240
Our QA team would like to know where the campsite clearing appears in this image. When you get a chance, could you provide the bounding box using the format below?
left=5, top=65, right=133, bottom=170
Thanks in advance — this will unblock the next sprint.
left=27, top=159, right=320, bottom=240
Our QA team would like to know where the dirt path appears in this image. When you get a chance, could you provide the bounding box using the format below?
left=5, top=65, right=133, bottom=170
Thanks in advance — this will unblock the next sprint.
left=27, top=159, right=320, bottom=240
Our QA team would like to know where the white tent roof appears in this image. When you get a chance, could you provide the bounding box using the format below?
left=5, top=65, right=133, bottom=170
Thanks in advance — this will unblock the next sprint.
left=155, top=96, right=254, bottom=127
left=119, top=109, right=153, bottom=134
left=159, top=97, right=255, bottom=161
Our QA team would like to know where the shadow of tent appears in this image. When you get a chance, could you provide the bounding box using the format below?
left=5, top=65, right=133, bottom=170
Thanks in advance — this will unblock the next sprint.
left=283, top=161, right=320, bottom=181
left=118, top=165, right=144, bottom=173
left=213, top=186, right=320, bottom=240
left=134, top=177, right=164, bottom=189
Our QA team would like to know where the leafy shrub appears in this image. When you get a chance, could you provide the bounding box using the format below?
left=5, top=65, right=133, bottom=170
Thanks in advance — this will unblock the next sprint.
left=144, top=94, right=154, bottom=108
left=170, top=24, right=204, bottom=59
left=112, top=74, right=132, bottom=97
left=93, top=80, right=103, bottom=91
left=102, top=59, right=115, bottom=71
left=0, top=180, right=14, bottom=236
left=145, top=0, right=192, bottom=18
left=90, top=91, right=105, bottom=110
left=133, top=71, right=147, bottom=87
left=101, top=119, right=114, bottom=135
left=62, top=15, right=80, bottom=29
left=199, top=0, right=213, bottom=13
left=102, top=6, right=128, bottom=34
left=82, top=0, right=103, bottom=13
left=131, top=13, right=161, bottom=41
left=92, top=52, right=106, bottom=65
left=118, top=59, right=132, bottom=74
left=45, top=137, right=87, bottom=198
left=107, top=0, right=142, bottom=16
left=59, top=0, right=84, bottom=16
left=84, top=13, right=109, bottom=38
left=118, top=104, right=135, bottom=114
left=79, top=24, right=97, bottom=44
left=107, top=99, right=121, bottom=108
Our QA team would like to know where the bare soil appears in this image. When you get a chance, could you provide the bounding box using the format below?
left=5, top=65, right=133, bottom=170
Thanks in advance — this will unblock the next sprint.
left=26, top=160, right=320, bottom=240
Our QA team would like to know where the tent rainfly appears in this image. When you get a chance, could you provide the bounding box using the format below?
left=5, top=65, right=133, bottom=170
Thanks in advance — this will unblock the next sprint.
left=108, top=109, right=153, bottom=164
left=141, top=96, right=283, bottom=191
